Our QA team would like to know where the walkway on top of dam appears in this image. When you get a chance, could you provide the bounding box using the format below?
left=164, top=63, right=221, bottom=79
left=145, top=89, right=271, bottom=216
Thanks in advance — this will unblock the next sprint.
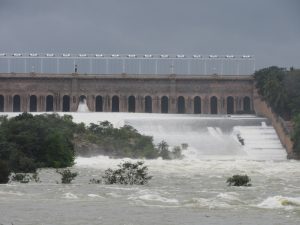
left=0, top=53, right=255, bottom=76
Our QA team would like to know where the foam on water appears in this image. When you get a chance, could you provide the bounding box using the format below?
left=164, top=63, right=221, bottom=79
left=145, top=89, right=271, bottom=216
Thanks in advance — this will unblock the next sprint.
left=257, top=196, right=300, bottom=210
left=62, top=192, right=78, bottom=199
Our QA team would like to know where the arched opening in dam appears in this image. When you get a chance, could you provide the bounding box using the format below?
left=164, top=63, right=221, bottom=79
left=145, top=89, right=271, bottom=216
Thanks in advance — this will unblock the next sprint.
left=46, top=95, right=54, bottom=112
left=244, top=96, right=251, bottom=112
left=29, top=95, right=37, bottom=112
left=13, top=95, right=21, bottom=112
left=128, top=96, right=136, bottom=112
left=177, top=96, right=185, bottom=114
left=0, top=95, right=4, bottom=112
left=95, top=96, right=103, bottom=112
left=145, top=96, right=152, bottom=113
left=210, top=96, right=218, bottom=114
left=112, top=95, right=119, bottom=112
left=227, top=96, right=234, bottom=114
left=62, top=95, right=70, bottom=112
left=194, top=96, right=201, bottom=114
left=161, top=96, right=169, bottom=113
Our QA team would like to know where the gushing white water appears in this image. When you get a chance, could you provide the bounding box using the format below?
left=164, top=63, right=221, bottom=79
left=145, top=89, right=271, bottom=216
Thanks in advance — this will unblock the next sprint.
left=77, top=99, right=90, bottom=112
left=73, top=113, right=286, bottom=160
left=0, top=112, right=287, bottom=160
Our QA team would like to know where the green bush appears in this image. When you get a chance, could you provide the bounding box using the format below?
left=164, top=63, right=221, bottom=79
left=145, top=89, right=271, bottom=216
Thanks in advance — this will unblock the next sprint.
left=102, top=161, right=152, bottom=185
left=0, top=113, right=77, bottom=172
left=57, top=169, right=78, bottom=184
left=77, top=121, right=159, bottom=159
left=226, top=175, right=251, bottom=186
left=0, top=160, right=10, bottom=184
left=11, top=172, right=40, bottom=183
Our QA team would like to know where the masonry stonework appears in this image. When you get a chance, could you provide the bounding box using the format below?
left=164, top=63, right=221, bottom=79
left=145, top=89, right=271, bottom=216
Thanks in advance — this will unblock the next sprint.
left=0, top=73, right=254, bottom=114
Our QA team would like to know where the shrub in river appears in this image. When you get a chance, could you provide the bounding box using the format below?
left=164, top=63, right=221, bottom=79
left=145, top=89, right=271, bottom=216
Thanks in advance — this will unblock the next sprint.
left=57, top=169, right=78, bottom=184
left=102, top=161, right=152, bottom=185
left=226, top=175, right=251, bottom=186
left=0, top=160, right=11, bottom=184
left=10, top=172, right=40, bottom=183
left=89, top=178, right=101, bottom=184
left=157, top=140, right=171, bottom=160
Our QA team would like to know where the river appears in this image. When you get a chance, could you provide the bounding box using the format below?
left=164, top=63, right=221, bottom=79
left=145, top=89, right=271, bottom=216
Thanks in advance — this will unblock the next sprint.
left=0, top=113, right=299, bottom=225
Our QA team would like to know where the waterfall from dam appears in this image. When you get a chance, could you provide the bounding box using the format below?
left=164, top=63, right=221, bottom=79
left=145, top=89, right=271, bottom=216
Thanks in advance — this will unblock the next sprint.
left=77, top=99, right=90, bottom=112
left=67, top=113, right=287, bottom=161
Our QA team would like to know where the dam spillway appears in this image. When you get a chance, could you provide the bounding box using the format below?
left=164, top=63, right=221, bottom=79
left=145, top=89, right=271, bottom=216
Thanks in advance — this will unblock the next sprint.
left=44, top=112, right=288, bottom=160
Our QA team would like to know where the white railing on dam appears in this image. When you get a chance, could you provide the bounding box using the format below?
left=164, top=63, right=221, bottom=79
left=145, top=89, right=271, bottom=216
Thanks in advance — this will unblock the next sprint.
left=0, top=53, right=255, bottom=75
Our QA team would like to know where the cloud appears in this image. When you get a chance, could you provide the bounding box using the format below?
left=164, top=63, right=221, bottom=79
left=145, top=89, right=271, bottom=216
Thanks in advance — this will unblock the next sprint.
left=0, top=0, right=299, bottom=69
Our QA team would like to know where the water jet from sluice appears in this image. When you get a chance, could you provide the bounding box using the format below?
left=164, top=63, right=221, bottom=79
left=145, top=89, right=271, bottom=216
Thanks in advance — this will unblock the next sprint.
left=66, top=113, right=287, bottom=161
left=77, top=97, right=90, bottom=112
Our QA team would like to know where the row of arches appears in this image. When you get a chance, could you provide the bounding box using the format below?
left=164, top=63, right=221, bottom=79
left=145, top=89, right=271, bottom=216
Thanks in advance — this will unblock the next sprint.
left=0, top=94, right=251, bottom=114
left=94, top=95, right=251, bottom=114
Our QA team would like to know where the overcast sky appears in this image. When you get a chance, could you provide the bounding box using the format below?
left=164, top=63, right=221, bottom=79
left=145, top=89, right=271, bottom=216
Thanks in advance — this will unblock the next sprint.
left=0, top=0, right=299, bottom=69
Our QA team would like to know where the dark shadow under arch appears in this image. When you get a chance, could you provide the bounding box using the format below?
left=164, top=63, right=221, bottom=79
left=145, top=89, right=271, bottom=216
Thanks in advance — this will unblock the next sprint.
left=13, top=95, right=21, bottom=112
left=0, top=95, right=4, bottom=112
left=29, top=95, right=37, bottom=112
left=46, top=95, right=54, bottom=112
left=177, top=96, right=185, bottom=114
left=194, top=96, right=201, bottom=114
left=145, top=96, right=152, bottom=113
left=95, top=95, right=103, bottom=112
left=243, top=96, right=251, bottom=113
left=63, top=95, right=70, bottom=112
left=227, top=96, right=234, bottom=114
left=161, top=96, right=168, bottom=113
left=128, top=96, right=135, bottom=112
left=210, top=96, right=218, bottom=114
left=112, top=95, right=119, bottom=112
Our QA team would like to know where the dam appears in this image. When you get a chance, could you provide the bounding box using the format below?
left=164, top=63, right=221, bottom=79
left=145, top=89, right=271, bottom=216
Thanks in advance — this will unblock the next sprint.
left=0, top=53, right=255, bottom=114
left=0, top=53, right=288, bottom=158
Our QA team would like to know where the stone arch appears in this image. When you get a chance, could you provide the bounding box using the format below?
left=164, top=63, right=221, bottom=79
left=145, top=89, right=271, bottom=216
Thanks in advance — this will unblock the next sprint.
left=161, top=96, right=169, bottom=113
left=79, top=95, right=86, bottom=102
left=62, top=95, right=70, bottom=112
left=210, top=96, right=218, bottom=114
left=95, top=95, right=103, bottom=112
left=227, top=96, right=234, bottom=114
left=112, top=95, right=119, bottom=112
left=194, top=96, right=201, bottom=114
left=177, top=96, right=185, bottom=114
left=145, top=96, right=152, bottom=113
left=29, top=95, right=37, bottom=112
left=128, top=95, right=136, bottom=112
left=0, top=95, right=4, bottom=112
left=46, top=95, right=54, bottom=112
left=13, top=95, right=21, bottom=112
left=243, top=96, right=251, bottom=113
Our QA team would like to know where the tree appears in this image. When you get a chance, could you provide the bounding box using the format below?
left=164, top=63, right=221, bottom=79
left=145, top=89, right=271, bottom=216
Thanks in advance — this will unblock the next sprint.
left=0, top=160, right=10, bottom=184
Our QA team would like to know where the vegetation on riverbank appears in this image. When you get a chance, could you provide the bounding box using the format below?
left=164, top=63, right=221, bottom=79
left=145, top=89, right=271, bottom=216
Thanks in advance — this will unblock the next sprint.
left=254, top=67, right=300, bottom=157
left=0, top=113, right=183, bottom=183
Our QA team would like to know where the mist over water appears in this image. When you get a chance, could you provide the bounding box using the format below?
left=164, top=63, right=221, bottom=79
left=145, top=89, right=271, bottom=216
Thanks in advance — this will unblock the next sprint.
left=0, top=112, right=299, bottom=225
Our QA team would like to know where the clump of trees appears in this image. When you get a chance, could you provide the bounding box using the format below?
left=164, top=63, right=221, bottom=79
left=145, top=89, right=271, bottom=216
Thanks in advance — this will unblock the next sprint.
left=254, top=67, right=300, bottom=156
left=76, top=121, right=186, bottom=160
left=57, top=169, right=78, bottom=184
left=0, top=113, right=79, bottom=183
left=102, top=161, right=152, bottom=185
left=77, top=121, right=159, bottom=159
left=226, top=174, right=251, bottom=186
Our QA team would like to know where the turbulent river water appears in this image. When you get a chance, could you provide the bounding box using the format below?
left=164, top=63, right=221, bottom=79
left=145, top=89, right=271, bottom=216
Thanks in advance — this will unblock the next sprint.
left=0, top=113, right=300, bottom=225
